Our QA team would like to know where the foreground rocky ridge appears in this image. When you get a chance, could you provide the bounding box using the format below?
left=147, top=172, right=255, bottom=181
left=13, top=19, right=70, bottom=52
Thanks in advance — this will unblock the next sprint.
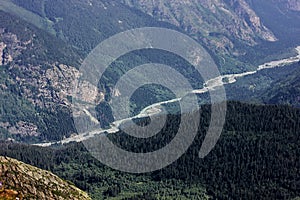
left=0, top=156, right=91, bottom=200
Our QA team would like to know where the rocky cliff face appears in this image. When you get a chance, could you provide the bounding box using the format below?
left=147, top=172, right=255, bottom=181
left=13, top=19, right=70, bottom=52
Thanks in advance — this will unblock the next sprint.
left=0, top=28, right=83, bottom=108
left=0, top=11, right=104, bottom=141
left=0, top=156, right=91, bottom=200
left=0, top=28, right=22, bottom=66
left=121, top=0, right=277, bottom=55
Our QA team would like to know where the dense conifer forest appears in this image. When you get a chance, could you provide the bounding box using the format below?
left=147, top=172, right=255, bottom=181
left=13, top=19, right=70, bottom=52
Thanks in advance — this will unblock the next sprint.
left=1, top=102, right=299, bottom=199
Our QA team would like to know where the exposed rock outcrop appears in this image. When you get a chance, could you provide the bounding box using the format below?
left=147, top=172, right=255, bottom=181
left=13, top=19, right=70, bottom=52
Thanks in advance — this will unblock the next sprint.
left=0, top=156, right=91, bottom=200
left=121, top=0, right=277, bottom=54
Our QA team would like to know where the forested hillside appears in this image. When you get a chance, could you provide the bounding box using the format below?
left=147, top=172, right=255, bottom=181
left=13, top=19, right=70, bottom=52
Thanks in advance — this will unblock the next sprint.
left=8, top=0, right=175, bottom=54
left=0, top=11, right=81, bottom=142
left=0, top=8, right=203, bottom=141
left=224, top=61, right=300, bottom=106
left=0, top=102, right=299, bottom=199
left=0, top=1, right=299, bottom=199
left=6, top=0, right=298, bottom=74
left=1, top=0, right=299, bottom=141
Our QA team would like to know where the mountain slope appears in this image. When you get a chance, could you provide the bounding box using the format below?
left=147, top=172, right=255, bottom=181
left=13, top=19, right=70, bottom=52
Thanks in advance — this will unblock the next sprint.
left=3, top=0, right=286, bottom=74
left=120, top=0, right=280, bottom=71
left=121, top=0, right=276, bottom=44
left=0, top=10, right=82, bottom=142
left=0, top=6, right=199, bottom=142
left=0, top=143, right=209, bottom=199
left=246, top=0, right=300, bottom=46
left=0, top=156, right=91, bottom=199
left=0, top=101, right=299, bottom=199
left=7, top=0, right=175, bottom=54
left=262, top=61, right=300, bottom=107
left=120, top=0, right=300, bottom=107
left=0, top=0, right=299, bottom=144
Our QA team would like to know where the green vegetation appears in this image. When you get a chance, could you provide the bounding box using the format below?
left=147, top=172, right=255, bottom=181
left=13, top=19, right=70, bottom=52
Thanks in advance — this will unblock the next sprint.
left=10, top=0, right=175, bottom=54
left=99, top=49, right=203, bottom=117
left=0, top=142, right=209, bottom=199
left=262, top=61, right=300, bottom=107
left=0, top=0, right=56, bottom=34
left=0, top=76, right=76, bottom=142
left=0, top=11, right=80, bottom=142
left=0, top=102, right=299, bottom=199
left=0, top=11, right=81, bottom=67
left=5, top=0, right=300, bottom=74
left=0, top=2, right=299, bottom=199
left=224, top=61, right=300, bottom=106
left=0, top=0, right=299, bottom=140
left=0, top=4, right=203, bottom=137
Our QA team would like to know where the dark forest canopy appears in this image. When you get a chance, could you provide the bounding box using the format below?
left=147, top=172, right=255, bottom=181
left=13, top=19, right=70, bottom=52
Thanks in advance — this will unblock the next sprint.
left=0, top=102, right=299, bottom=199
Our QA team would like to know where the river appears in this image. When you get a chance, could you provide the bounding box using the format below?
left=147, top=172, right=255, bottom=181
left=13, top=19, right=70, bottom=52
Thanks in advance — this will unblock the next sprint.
left=34, top=46, right=300, bottom=147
